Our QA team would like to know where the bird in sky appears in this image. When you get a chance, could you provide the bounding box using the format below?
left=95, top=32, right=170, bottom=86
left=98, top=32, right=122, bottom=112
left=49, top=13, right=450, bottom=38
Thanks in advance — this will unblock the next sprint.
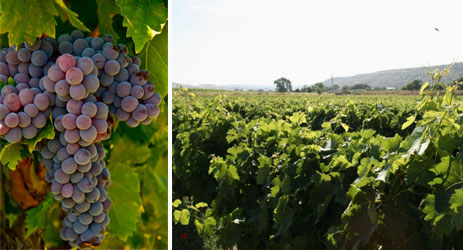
left=434, top=28, right=440, bottom=32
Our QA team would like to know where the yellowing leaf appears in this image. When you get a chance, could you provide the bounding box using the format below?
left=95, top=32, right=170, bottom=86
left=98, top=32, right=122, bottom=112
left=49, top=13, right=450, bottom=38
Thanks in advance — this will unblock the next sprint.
left=53, top=0, right=90, bottom=32
left=401, top=114, right=416, bottom=130
left=0, top=143, right=26, bottom=170
left=139, top=23, right=168, bottom=99
left=0, top=0, right=57, bottom=46
left=116, top=0, right=167, bottom=53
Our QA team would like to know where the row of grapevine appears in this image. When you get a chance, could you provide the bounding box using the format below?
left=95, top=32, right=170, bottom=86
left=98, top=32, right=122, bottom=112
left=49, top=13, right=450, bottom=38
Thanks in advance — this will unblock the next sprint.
left=173, top=69, right=463, bottom=249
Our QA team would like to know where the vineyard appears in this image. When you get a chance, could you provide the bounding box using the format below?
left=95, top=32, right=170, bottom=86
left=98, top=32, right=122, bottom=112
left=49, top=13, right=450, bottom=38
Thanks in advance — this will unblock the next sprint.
left=0, top=0, right=167, bottom=249
left=173, top=70, right=463, bottom=249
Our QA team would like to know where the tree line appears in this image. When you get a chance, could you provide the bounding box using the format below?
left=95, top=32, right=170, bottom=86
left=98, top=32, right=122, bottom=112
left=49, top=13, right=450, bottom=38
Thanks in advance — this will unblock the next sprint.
left=274, top=76, right=463, bottom=93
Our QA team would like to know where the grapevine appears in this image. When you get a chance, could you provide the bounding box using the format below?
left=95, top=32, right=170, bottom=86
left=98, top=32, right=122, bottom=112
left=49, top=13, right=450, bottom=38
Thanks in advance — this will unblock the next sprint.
left=0, top=29, right=161, bottom=249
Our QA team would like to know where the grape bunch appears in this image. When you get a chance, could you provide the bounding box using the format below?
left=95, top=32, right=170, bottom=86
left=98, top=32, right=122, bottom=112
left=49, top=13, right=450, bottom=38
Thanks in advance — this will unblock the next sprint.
left=38, top=137, right=111, bottom=248
left=0, top=29, right=162, bottom=249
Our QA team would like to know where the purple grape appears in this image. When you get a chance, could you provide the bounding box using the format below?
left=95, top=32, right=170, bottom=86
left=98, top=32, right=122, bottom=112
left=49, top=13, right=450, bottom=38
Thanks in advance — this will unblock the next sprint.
left=104, top=60, right=120, bottom=76
left=51, top=180, right=63, bottom=194
left=48, top=65, right=65, bottom=81
left=64, top=129, right=81, bottom=143
left=17, top=48, right=31, bottom=62
left=55, top=79, right=70, bottom=96
left=61, top=183, right=74, bottom=198
left=29, top=64, right=44, bottom=78
left=72, top=185, right=85, bottom=203
left=116, top=81, right=131, bottom=97
left=73, top=39, right=89, bottom=56
left=25, top=39, right=41, bottom=51
left=75, top=201, right=90, bottom=213
left=34, top=93, right=51, bottom=111
left=14, top=73, right=30, bottom=84
left=31, top=50, right=48, bottom=67
left=77, top=57, right=95, bottom=75
left=40, top=41, right=54, bottom=57
left=92, top=53, right=106, bottom=69
left=19, top=88, right=35, bottom=106
left=74, top=148, right=91, bottom=165
left=116, top=108, right=130, bottom=121
left=18, top=62, right=30, bottom=74
left=71, top=171, right=84, bottom=184
left=22, top=125, right=37, bottom=139
left=62, top=157, right=78, bottom=174
left=6, top=51, right=20, bottom=65
left=131, top=85, right=144, bottom=99
left=18, top=112, right=31, bottom=128
left=121, top=96, right=138, bottom=112
left=89, top=202, right=103, bottom=216
left=58, top=54, right=77, bottom=72
left=5, top=113, right=19, bottom=128
left=76, top=115, right=92, bottom=130
left=77, top=178, right=93, bottom=193
left=69, top=84, right=86, bottom=100
left=79, top=213, right=93, bottom=225
left=59, top=40, right=74, bottom=54
left=81, top=102, right=97, bottom=117
left=66, top=99, right=83, bottom=115
left=43, top=76, right=56, bottom=92
left=86, top=188, right=100, bottom=203
left=92, top=119, right=108, bottom=134
left=101, top=90, right=115, bottom=104
left=80, top=126, right=97, bottom=142
left=66, top=67, right=84, bottom=85
left=54, top=169, right=70, bottom=184
left=4, top=93, right=21, bottom=112
left=102, top=45, right=119, bottom=60
left=94, top=102, right=108, bottom=119
left=32, top=113, right=47, bottom=128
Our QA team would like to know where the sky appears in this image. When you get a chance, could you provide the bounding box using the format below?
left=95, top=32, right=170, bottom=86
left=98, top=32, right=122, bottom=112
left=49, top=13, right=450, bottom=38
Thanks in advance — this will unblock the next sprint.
left=172, top=0, right=463, bottom=88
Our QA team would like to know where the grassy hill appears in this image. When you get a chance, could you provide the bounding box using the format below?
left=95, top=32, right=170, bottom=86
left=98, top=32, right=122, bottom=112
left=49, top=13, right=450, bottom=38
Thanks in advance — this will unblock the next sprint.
left=323, top=62, right=463, bottom=89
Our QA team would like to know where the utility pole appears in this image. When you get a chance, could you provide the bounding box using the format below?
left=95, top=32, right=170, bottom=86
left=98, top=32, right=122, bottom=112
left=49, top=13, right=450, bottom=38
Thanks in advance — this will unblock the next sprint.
left=331, top=74, right=334, bottom=94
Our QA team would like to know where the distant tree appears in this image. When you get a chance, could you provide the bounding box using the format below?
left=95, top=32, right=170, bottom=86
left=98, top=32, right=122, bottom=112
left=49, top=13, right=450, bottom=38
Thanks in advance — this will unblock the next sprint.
left=332, top=84, right=339, bottom=91
left=257, top=89, right=265, bottom=92
left=301, top=85, right=312, bottom=92
left=351, top=83, right=372, bottom=90
left=342, top=85, right=350, bottom=91
left=274, top=77, right=292, bottom=92
left=401, top=79, right=423, bottom=90
left=312, top=82, right=326, bottom=94
left=294, top=88, right=301, bottom=92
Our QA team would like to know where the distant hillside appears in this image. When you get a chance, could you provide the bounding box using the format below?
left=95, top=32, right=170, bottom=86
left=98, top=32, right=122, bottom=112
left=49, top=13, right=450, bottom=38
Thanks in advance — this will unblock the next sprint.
left=323, top=63, right=463, bottom=89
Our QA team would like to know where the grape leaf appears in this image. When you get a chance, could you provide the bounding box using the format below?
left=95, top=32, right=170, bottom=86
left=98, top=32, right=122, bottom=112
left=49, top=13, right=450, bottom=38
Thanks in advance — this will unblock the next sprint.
left=449, top=189, right=463, bottom=213
left=115, top=0, right=167, bottom=53
left=180, top=209, right=190, bottom=225
left=97, top=0, right=121, bottom=40
left=139, top=22, right=168, bottom=99
left=107, top=163, right=142, bottom=241
left=109, top=136, right=151, bottom=165
left=25, top=193, right=57, bottom=238
left=53, top=0, right=90, bottom=32
left=0, top=143, right=26, bottom=170
left=0, top=0, right=57, bottom=46
left=24, top=118, right=55, bottom=153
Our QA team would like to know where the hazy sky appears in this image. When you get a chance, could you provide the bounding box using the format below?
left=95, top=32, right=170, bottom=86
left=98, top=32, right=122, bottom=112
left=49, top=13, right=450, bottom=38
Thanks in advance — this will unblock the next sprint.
left=172, top=0, right=463, bottom=88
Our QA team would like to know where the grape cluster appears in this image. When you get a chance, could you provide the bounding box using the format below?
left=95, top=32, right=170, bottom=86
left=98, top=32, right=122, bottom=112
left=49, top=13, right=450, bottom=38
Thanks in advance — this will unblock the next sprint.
left=0, top=29, right=162, bottom=249
left=38, top=137, right=111, bottom=248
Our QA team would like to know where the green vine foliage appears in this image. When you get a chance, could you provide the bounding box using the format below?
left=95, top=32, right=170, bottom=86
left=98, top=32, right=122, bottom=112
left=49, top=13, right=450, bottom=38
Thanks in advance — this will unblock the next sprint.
left=0, top=0, right=167, bottom=249
left=173, top=68, right=463, bottom=249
